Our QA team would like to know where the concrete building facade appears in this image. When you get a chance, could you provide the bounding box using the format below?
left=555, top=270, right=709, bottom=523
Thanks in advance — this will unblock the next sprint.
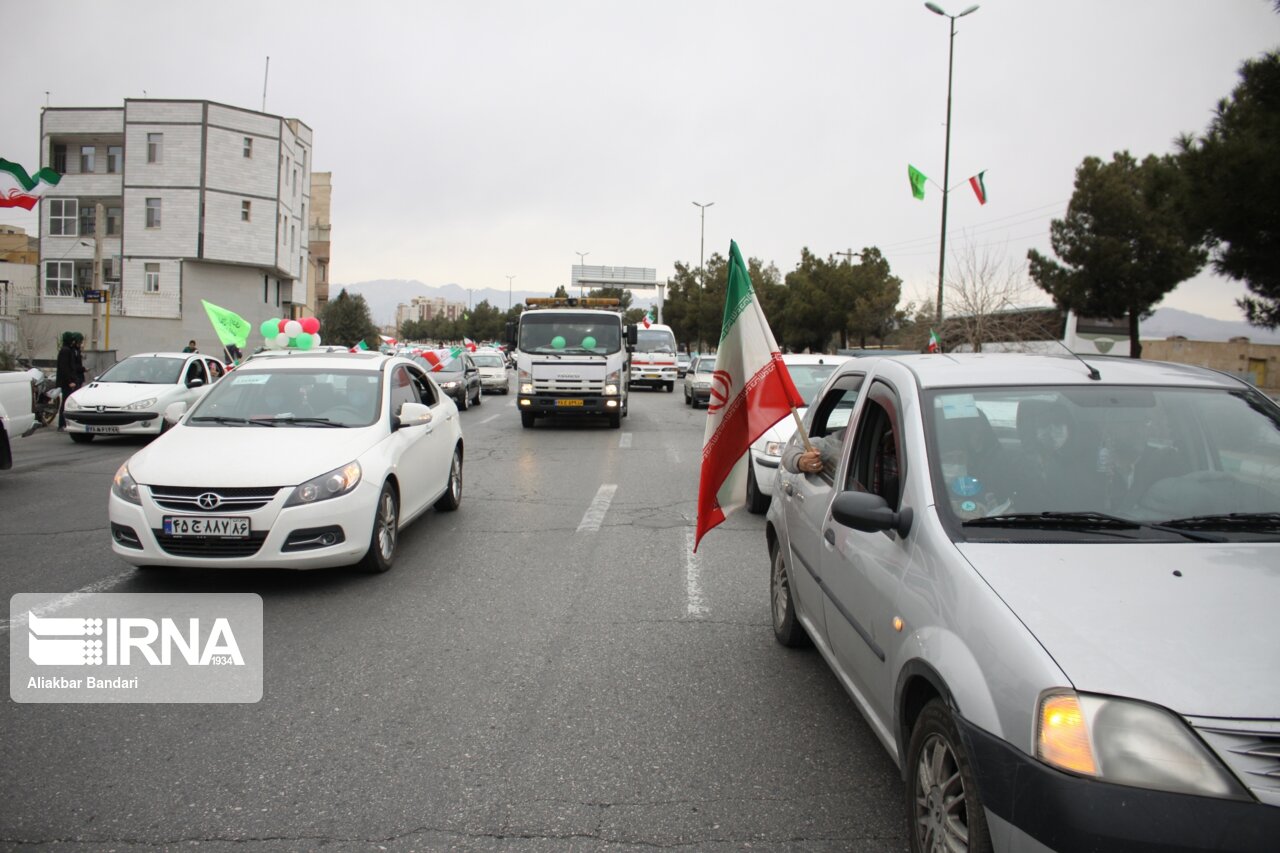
left=307, top=172, right=331, bottom=309
left=395, top=295, right=467, bottom=332
left=34, top=99, right=312, bottom=360
left=1142, top=336, right=1280, bottom=397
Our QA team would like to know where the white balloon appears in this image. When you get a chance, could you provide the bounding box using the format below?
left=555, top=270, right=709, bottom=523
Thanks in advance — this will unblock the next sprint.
left=312, top=333, right=322, bottom=347
left=283, top=320, right=303, bottom=337
left=274, top=332, right=291, bottom=347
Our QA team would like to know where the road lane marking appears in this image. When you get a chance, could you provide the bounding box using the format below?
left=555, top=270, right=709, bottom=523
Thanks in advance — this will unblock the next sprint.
left=0, top=569, right=135, bottom=634
left=576, top=484, right=617, bottom=533
left=479, top=413, right=502, bottom=424
left=619, top=433, right=632, bottom=448
left=685, top=527, right=707, bottom=618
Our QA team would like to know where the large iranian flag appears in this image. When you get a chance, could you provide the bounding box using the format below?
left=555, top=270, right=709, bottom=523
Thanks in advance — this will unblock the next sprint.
left=0, top=159, right=61, bottom=210
left=695, top=241, right=805, bottom=551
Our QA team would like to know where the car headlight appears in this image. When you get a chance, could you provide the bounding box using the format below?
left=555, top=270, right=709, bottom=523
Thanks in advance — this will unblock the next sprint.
left=284, top=461, right=362, bottom=507
left=124, top=397, right=158, bottom=411
left=1036, top=690, right=1246, bottom=799
left=64, top=395, right=81, bottom=411
left=764, top=440, right=784, bottom=457
left=112, top=463, right=141, bottom=505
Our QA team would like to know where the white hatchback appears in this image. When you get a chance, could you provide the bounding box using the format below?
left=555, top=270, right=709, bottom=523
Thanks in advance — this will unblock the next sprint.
left=64, top=352, right=226, bottom=442
left=745, top=353, right=850, bottom=513
left=471, top=349, right=509, bottom=394
left=108, top=352, right=463, bottom=572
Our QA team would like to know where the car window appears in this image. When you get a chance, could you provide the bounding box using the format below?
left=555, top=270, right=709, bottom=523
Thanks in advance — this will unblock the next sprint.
left=185, top=359, right=208, bottom=385
left=389, top=365, right=421, bottom=415
left=803, top=373, right=866, bottom=481
left=406, top=364, right=439, bottom=406
left=207, top=359, right=225, bottom=381
left=846, top=381, right=904, bottom=510
left=785, top=362, right=842, bottom=406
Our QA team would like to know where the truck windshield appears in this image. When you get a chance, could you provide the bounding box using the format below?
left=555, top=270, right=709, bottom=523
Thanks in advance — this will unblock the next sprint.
left=519, top=313, right=622, bottom=354
left=635, top=329, right=676, bottom=354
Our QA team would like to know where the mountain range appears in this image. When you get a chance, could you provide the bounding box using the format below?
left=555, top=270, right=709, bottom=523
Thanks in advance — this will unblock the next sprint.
left=334, top=280, right=1280, bottom=344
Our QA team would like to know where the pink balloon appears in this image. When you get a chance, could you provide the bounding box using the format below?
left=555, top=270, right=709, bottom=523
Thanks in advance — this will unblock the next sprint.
left=300, top=316, right=320, bottom=335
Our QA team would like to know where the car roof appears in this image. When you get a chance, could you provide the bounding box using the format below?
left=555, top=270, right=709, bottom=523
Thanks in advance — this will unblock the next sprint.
left=844, top=352, right=1247, bottom=391
left=235, top=351, right=393, bottom=373
left=782, top=353, right=851, bottom=366
left=119, top=352, right=203, bottom=359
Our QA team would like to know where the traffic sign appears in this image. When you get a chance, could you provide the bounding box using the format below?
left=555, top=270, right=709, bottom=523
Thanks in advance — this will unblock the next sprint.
left=82, top=290, right=107, bottom=304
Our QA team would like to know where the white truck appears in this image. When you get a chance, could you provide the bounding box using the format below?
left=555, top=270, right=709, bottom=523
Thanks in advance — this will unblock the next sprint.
left=509, top=298, right=635, bottom=429
left=0, top=371, right=38, bottom=471
left=630, top=322, right=679, bottom=392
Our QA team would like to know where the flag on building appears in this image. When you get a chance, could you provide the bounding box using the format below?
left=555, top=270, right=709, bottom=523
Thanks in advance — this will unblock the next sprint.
left=695, top=240, right=805, bottom=551
left=908, top=164, right=928, bottom=201
left=200, top=300, right=251, bottom=349
left=0, top=159, right=61, bottom=210
left=927, top=329, right=942, bottom=353
left=969, top=171, right=988, bottom=205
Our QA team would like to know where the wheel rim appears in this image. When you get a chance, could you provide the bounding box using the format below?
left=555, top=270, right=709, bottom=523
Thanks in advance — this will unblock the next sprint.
left=771, top=550, right=790, bottom=629
left=376, top=490, right=397, bottom=561
left=914, top=733, right=971, bottom=853
left=449, top=452, right=462, bottom=502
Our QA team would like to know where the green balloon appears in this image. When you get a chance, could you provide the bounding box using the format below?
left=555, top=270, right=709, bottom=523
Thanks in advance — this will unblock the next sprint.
left=551, top=335, right=566, bottom=349
left=294, top=333, right=314, bottom=350
left=259, top=319, right=278, bottom=338
left=582, top=336, right=596, bottom=349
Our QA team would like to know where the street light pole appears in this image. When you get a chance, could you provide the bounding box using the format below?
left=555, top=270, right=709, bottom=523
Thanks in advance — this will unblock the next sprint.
left=506, top=275, right=515, bottom=312
left=575, top=251, right=589, bottom=297
left=692, top=201, right=714, bottom=288
left=925, top=2, right=979, bottom=326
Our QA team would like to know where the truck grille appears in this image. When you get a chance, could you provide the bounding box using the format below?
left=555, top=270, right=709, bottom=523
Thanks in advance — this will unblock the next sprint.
left=533, top=378, right=603, bottom=394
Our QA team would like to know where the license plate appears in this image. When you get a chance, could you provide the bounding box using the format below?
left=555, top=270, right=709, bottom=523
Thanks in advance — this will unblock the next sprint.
left=556, top=399, right=584, bottom=407
left=645, top=373, right=660, bottom=379
left=87, top=425, right=120, bottom=434
left=163, top=516, right=250, bottom=538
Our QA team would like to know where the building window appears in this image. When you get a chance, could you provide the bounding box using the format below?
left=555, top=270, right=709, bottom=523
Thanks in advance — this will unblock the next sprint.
left=106, top=206, right=122, bottom=236
left=301, top=203, right=306, bottom=226
left=241, top=200, right=251, bottom=222
left=80, top=146, right=96, bottom=174
left=45, top=261, right=74, bottom=297
left=48, top=198, right=77, bottom=236
left=52, top=144, right=67, bottom=173
left=291, top=224, right=295, bottom=252
left=243, top=137, right=253, bottom=158
left=107, top=145, right=122, bottom=174
left=147, top=133, right=163, bottom=164
left=144, top=263, right=160, bottom=293
left=145, top=197, right=161, bottom=229
left=79, top=205, right=96, bottom=237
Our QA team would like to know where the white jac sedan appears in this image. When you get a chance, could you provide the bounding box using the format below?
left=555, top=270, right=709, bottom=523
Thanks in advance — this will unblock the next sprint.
left=745, top=353, right=850, bottom=513
left=108, top=351, right=463, bottom=573
left=64, top=352, right=227, bottom=442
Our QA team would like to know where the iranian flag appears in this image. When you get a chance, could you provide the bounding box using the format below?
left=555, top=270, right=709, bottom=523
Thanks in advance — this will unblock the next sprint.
left=642, top=308, right=653, bottom=329
left=463, top=337, right=477, bottom=352
left=0, top=159, right=61, bottom=210
left=927, top=329, right=942, bottom=353
left=421, top=346, right=463, bottom=371
left=695, top=241, right=805, bottom=551
left=968, top=171, right=988, bottom=205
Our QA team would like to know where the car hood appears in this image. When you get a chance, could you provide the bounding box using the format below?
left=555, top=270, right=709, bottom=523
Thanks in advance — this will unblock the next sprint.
left=125, top=423, right=384, bottom=487
left=71, top=382, right=182, bottom=407
left=958, top=542, right=1280, bottom=717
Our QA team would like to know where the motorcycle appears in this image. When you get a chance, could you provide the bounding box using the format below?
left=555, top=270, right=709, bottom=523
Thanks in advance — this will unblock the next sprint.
left=26, top=368, right=60, bottom=428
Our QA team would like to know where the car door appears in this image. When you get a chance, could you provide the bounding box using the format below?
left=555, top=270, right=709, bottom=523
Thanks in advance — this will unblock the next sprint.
left=386, top=363, right=450, bottom=519
left=777, top=372, right=866, bottom=642
left=410, top=365, right=455, bottom=500
left=821, top=377, right=913, bottom=728
left=179, top=357, right=209, bottom=405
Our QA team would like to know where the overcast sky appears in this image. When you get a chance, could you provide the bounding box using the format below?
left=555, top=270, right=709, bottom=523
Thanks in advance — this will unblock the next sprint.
left=5, top=1, right=1278, bottom=321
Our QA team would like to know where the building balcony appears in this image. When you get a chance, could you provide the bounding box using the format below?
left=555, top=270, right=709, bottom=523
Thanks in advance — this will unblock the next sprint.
left=46, top=172, right=123, bottom=198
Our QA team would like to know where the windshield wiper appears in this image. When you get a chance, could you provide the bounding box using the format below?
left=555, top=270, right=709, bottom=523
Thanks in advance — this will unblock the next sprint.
left=1159, top=512, right=1280, bottom=532
left=250, top=416, right=348, bottom=427
left=190, top=415, right=251, bottom=426
left=965, top=511, right=1225, bottom=541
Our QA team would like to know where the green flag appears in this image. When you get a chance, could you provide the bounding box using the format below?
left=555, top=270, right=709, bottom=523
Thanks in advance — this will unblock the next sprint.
left=201, top=300, right=250, bottom=348
left=908, top=164, right=928, bottom=200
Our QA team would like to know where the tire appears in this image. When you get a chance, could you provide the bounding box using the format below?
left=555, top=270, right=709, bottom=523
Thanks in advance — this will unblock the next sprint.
left=684, top=386, right=691, bottom=405
left=356, top=482, right=399, bottom=574
left=472, top=385, right=482, bottom=406
left=770, top=540, right=809, bottom=647
left=70, top=433, right=94, bottom=444
left=608, top=412, right=621, bottom=429
left=434, top=446, right=463, bottom=511
left=666, top=382, right=674, bottom=393
left=906, top=699, right=993, bottom=853
left=521, top=411, right=536, bottom=428
left=746, top=462, right=770, bottom=514
left=37, top=406, right=57, bottom=428
left=457, top=388, right=469, bottom=411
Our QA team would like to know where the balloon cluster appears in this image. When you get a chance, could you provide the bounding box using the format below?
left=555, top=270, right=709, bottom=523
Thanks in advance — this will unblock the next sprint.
left=259, top=316, right=322, bottom=350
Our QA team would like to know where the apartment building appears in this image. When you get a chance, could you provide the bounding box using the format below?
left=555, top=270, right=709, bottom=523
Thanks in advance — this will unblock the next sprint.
left=395, top=295, right=467, bottom=331
left=307, top=171, right=331, bottom=309
left=36, top=99, right=312, bottom=358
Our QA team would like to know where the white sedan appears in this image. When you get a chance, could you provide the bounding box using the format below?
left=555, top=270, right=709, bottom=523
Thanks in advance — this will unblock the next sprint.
left=108, top=351, right=463, bottom=573
left=746, top=353, right=850, bottom=513
left=64, top=352, right=227, bottom=442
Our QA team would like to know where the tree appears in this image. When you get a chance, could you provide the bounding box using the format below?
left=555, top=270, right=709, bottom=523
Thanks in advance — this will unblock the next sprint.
left=1027, top=152, right=1205, bottom=358
left=399, top=318, right=431, bottom=342
left=319, top=289, right=378, bottom=348
left=782, top=249, right=844, bottom=352
left=586, top=286, right=634, bottom=311
left=1178, top=50, right=1280, bottom=328
left=945, top=244, right=1057, bottom=352
left=843, top=247, right=903, bottom=349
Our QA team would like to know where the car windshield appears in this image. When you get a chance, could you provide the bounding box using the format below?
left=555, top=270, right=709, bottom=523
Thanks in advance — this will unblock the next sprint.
left=923, top=384, right=1280, bottom=537
left=786, top=363, right=841, bottom=405
left=471, top=354, right=505, bottom=368
left=695, top=358, right=716, bottom=375
left=519, top=313, right=622, bottom=354
left=635, top=328, right=676, bottom=354
left=187, top=367, right=382, bottom=427
left=97, top=356, right=185, bottom=384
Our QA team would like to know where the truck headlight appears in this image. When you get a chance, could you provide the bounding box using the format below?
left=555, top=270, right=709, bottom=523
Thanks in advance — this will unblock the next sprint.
left=124, top=397, right=158, bottom=411
left=604, top=369, right=620, bottom=396
left=285, top=461, right=362, bottom=507
left=518, top=368, right=532, bottom=395
left=112, top=463, right=141, bottom=505
left=1036, top=690, right=1246, bottom=799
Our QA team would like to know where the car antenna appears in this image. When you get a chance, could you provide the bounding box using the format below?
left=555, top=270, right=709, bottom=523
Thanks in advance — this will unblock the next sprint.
left=1052, top=338, right=1102, bottom=381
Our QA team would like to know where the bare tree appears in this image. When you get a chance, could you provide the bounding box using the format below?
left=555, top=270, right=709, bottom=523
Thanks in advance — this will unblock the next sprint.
left=943, top=243, right=1058, bottom=352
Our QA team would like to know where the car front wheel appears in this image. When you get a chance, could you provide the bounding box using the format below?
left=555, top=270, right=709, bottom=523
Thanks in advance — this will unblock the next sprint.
left=70, top=433, right=94, bottom=444
left=906, top=699, right=992, bottom=853
left=356, top=482, right=398, bottom=574
left=770, top=541, right=809, bottom=647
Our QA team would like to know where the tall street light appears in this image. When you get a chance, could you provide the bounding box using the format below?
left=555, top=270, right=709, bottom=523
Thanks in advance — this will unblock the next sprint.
left=575, top=251, right=589, bottom=297
left=925, top=2, right=979, bottom=325
left=692, top=201, right=714, bottom=288
left=506, top=275, right=515, bottom=312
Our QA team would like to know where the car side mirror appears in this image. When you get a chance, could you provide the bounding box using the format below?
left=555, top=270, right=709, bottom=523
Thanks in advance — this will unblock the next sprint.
left=505, top=321, right=517, bottom=348
left=163, top=401, right=188, bottom=425
left=393, top=402, right=433, bottom=430
left=830, top=490, right=913, bottom=538
left=626, top=325, right=638, bottom=348
left=186, top=377, right=205, bottom=388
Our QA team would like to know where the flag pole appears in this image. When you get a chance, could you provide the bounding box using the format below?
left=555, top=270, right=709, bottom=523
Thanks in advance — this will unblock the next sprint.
left=790, top=406, right=815, bottom=453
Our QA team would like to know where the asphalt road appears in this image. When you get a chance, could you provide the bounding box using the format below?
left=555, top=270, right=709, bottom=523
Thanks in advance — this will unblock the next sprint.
left=0, top=382, right=908, bottom=852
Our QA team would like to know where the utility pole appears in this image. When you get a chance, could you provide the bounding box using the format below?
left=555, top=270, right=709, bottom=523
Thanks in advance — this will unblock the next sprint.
left=91, top=203, right=104, bottom=351
left=834, top=249, right=862, bottom=264
left=692, top=202, right=714, bottom=288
